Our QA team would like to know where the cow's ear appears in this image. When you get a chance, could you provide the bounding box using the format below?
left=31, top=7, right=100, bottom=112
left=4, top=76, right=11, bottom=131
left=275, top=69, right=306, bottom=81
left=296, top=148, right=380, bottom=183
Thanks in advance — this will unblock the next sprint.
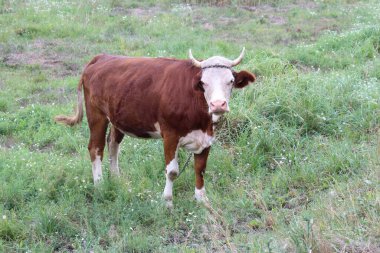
left=193, top=71, right=204, bottom=92
left=233, top=70, right=256, bottom=89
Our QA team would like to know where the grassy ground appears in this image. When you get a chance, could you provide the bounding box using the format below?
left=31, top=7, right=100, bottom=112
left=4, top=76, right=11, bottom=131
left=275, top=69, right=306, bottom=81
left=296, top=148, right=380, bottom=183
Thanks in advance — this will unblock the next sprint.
left=0, top=0, right=379, bottom=252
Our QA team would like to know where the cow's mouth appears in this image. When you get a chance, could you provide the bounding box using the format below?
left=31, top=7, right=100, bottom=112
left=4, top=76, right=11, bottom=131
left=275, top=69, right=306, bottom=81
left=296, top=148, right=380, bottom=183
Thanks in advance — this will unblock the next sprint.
left=210, top=109, right=229, bottom=115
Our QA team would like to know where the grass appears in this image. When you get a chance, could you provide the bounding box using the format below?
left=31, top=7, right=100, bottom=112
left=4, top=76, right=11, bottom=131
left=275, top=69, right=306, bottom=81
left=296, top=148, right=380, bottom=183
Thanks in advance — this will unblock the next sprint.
left=0, top=0, right=379, bottom=252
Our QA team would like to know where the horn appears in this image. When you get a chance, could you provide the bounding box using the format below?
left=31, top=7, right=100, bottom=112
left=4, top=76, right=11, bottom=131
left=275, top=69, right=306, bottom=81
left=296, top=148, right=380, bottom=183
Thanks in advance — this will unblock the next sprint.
left=189, top=49, right=202, bottom=67
left=230, top=47, right=245, bottom=66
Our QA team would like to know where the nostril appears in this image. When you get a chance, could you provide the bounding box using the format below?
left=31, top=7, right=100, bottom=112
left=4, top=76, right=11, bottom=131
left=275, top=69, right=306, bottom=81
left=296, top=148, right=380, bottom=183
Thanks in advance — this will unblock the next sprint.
left=210, top=100, right=228, bottom=110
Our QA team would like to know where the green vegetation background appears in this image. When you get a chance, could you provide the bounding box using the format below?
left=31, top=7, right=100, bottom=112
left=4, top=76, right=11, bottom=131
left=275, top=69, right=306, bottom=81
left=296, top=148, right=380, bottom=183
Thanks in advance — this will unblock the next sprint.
left=0, top=0, right=379, bottom=252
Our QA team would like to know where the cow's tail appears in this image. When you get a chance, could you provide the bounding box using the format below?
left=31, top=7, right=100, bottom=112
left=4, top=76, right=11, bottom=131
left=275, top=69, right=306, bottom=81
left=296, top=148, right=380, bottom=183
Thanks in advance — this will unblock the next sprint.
left=55, top=76, right=84, bottom=126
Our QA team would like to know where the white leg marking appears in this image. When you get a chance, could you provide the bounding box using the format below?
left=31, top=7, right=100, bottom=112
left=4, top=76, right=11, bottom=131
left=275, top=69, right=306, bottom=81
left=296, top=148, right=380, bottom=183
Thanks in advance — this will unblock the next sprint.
left=92, top=155, right=103, bottom=184
left=163, top=176, right=174, bottom=208
left=163, top=158, right=179, bottom=208
left=166, top=158, right=179, bottom=179
left=109, top=140, right=120, bottom=176
left=194, top=187, right=207, bottom=202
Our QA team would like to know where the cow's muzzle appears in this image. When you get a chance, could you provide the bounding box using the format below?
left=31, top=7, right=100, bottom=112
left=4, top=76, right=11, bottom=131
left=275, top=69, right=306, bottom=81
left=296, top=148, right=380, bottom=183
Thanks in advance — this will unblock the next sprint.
left=210, top=100, right=229, bottom=114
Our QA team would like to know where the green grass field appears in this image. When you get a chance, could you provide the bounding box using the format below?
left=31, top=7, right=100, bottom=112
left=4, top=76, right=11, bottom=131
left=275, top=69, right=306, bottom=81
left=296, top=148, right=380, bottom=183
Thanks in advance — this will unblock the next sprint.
left=0, top=0, right=379, bottom=252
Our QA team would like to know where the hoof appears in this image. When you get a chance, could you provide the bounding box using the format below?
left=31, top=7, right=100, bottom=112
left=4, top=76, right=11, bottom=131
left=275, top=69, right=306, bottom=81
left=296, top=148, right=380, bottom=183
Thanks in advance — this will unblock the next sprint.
left=166, top=200, right=173, bottom=209
left=93, top=177, right=103, bottom=185
left=163, top=194, right=173, bottom=209
left=110, top=170, right=120, bottom=177
left=194, top=187, right=207, bottom=203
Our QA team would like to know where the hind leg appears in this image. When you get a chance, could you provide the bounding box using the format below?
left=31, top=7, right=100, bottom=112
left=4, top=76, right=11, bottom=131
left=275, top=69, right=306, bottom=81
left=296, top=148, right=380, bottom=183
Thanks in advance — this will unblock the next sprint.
left=86, top=108, right=109, bottom=184
left=88, top=119, right=108, bottom=183
left=107, top=125, right=124, bottom=176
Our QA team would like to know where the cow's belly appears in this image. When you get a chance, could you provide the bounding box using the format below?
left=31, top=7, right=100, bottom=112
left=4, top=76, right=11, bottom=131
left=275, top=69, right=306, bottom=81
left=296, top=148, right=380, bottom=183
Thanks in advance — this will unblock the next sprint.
left=179, top=130, right=214, bottom=154
left=112, top=120, right=214, bottom=153
left=112, top=122, right=162, bottom=139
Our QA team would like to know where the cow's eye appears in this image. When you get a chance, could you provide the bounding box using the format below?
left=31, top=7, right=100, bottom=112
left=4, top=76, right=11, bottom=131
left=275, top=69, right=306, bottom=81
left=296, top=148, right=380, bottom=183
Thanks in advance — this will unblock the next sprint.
left=197, top=81, right=206, bottom=92
left=228, top=79, right=234, bottom=85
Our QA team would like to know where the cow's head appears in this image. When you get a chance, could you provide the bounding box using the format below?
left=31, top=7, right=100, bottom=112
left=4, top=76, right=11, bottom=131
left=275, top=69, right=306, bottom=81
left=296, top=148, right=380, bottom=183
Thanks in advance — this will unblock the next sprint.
left=189, top=48, right=255, bottom=115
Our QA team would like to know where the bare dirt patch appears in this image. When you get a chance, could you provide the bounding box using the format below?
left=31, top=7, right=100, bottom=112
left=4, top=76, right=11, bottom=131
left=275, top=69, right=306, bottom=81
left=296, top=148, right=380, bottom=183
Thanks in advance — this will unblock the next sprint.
left=241, top=0, right=317, bottom=13
left=190, top=0, right=331, bottom=46
left=0, top=136, right=16, bottom=149
left=110, top=6, right=163, bottom=19
left=30, top=142, right=55, bottom=153
left=241, top=5, right=289, bottom=25
left=164, top=222, right=193, bottom=245
left=333, top=237, right=380, bottom=253
left=1, top=39, right=81, bottom=78
left=129, top=7, right=163, bottom=17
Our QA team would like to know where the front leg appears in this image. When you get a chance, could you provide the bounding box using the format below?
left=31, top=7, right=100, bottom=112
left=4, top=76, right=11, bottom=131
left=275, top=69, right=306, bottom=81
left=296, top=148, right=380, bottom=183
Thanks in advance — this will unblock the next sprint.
left=162, top=132, right=180, bottom=208
left=194, top=147, right=210, bottom=203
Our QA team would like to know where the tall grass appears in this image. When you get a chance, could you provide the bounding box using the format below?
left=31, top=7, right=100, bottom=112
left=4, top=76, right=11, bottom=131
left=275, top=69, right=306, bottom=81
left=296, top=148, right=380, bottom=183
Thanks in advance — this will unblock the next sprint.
left=0, top=0, right=379, bottom=251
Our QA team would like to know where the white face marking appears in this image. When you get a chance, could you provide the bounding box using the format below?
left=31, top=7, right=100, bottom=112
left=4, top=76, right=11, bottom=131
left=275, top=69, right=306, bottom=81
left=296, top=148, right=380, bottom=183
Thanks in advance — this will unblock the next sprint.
left=108, top=138, right=120, bottom=176
left=179, top=130, right=214, bottom=154
left=200, top=56, right=235, bottom=113
left=92, top=155, right=102, bottom=184
left=194, top=186, right=206, bottom=202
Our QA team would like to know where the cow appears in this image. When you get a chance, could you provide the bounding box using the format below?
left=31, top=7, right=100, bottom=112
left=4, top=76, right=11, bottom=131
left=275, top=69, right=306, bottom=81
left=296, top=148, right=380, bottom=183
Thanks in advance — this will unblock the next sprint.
left=55, top=48, right=255, bottom=207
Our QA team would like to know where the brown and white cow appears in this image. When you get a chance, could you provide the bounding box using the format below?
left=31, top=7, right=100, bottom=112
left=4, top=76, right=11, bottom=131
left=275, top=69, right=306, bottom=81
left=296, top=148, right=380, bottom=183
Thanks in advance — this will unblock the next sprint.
left=55, top=49, right=255, bottom=207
